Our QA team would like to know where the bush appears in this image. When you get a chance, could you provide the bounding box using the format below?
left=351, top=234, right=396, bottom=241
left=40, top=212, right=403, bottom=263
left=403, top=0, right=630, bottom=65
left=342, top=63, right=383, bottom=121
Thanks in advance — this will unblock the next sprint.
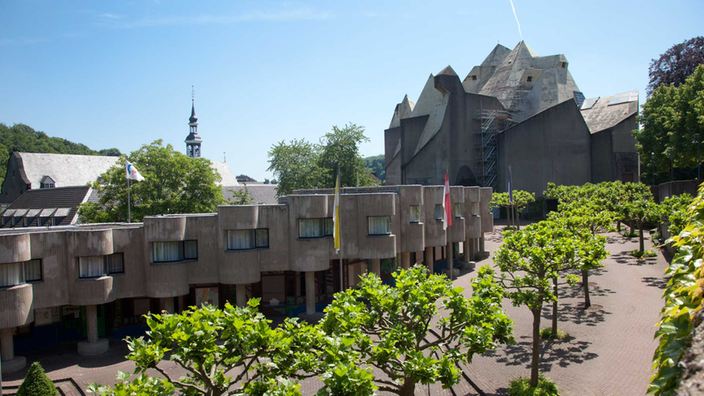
left=508, top=376, right=560, bottom=396
left=539, top=328, right=569, bottom=341
left=17, top=362, right=57, bottom=396
left=651, top=231, right=661, bottom=243
left=623, top=231, right=638, bottom=238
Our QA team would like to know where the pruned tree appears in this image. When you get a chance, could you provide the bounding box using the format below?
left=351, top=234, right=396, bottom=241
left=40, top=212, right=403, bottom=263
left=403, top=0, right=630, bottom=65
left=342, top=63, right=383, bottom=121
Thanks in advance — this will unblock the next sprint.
left=492, top=221, right=582, bottom=387
left=489, top=190, right=535, bottom=229
left=321, top=265, right=514, bottom=396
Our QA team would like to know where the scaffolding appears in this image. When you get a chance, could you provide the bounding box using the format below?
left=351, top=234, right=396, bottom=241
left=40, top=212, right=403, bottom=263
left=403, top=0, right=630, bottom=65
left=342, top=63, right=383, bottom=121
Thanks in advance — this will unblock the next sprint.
left=474, top=109, right=515, bottom=190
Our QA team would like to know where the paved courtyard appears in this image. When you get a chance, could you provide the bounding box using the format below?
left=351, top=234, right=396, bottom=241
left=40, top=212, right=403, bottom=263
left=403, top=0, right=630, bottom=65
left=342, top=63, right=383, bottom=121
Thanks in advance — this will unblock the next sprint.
left=2, top=225, right=668, bottom=395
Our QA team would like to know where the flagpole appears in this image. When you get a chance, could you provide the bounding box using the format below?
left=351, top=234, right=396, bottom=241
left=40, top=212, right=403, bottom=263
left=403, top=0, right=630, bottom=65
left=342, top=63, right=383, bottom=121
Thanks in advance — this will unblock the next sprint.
left=339, top=175, right=343, bottom=292
left=127, top=172, right=131, bottom=223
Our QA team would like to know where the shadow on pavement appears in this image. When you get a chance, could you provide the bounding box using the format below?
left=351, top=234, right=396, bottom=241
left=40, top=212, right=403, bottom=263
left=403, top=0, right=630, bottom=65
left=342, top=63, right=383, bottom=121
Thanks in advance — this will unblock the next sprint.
left=485, top=334, right=598, bottom=373
left=642, top=276, right=669, bottom=289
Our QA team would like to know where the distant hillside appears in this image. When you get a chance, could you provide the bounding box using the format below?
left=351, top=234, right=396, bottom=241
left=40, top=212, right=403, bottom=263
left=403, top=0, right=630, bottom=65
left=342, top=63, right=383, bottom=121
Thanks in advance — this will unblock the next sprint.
left=0, top=123, right=121, bottom=186
left=364, top=154, right=385, bottom=183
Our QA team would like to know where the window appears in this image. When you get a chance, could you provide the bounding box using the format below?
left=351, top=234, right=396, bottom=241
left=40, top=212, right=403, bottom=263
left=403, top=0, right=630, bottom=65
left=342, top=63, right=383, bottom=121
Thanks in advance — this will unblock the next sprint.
left=24, top=259, right=42, bottom=282
left=152, top=241, right=197, bottom=263
left=561, top=62, right=567, bottom=68
left=78, top=256, right=105, bottom=278
left=41, top=182, right=54, bottom=189
left=2, top=216, right=11, bottom=226
left=78, top=254, right=125, bottom=278
left=454, top=203, right=462, bottom=218
left=39, top=217, right=51, bottom=226
left=435, top=205, right=443, bottom=221
left=0, top=262, right=24, bottom=287
left=409, top=206, right=420, bottom=223
left=527, top=76, right=533, bottom=82
left=107, top=253, right=124, bottom=274
left=24, top=217, right=35, bottom=227
left=298, top=218, right=333, bottom=238
left=471, top=75, right=477, bottom=80
left=227, top=229, right=269, bottom=250
left=12, top=217, right=22, bottom=226
left=52, top=217, right=65, bottom=226
left=368, top=216, right=391, bottom=236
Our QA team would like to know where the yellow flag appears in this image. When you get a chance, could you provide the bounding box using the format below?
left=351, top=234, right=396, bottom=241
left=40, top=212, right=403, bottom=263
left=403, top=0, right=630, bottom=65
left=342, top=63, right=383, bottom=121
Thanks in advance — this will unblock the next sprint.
left=333, top=170, right=341, bottom=252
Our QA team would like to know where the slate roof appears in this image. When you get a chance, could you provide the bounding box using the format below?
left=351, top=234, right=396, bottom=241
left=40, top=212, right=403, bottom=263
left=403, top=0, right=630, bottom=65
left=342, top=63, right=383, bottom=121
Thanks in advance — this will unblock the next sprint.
left=211, top=162, right=240, bottom=186
left=223, top=184, right=277, bottom=205
left=0, top=186, right=92, bottom=228
left=580, top=89, right=639, bottom=133
left=16, top=152, right=119, bottom=189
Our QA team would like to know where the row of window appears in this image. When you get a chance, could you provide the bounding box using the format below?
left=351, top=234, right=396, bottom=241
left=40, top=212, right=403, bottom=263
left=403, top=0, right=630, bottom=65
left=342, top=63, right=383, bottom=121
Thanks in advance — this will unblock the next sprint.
left=152, top=241, right=198, bottom=263
left=1, top=216, right=66, bottom=227
left=0, top=260, right=42, bottom=288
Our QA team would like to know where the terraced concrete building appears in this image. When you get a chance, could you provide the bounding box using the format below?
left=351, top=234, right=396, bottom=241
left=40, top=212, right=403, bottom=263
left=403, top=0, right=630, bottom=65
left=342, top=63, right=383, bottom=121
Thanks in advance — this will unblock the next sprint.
left=385, top=41, right=640, bottom=195
left=0, top=185, right=493, bottom=373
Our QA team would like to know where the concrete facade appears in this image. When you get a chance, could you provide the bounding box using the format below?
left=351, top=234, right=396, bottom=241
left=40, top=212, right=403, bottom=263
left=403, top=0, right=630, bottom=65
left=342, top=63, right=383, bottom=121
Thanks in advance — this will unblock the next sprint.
left=0, top=185, right=492, bottom=365
left=384, top=41, right=640, bottom=197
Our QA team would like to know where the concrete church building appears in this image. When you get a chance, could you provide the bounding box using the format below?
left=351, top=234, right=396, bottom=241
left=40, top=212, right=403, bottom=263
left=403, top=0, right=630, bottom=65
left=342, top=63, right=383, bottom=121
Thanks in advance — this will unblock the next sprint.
left=384, top=41, right=640, bottom=195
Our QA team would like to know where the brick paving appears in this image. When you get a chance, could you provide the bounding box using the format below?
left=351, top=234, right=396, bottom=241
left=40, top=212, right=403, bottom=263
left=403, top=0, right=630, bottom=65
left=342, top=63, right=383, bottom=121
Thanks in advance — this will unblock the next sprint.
left=2, top=225, right=668, bottom=395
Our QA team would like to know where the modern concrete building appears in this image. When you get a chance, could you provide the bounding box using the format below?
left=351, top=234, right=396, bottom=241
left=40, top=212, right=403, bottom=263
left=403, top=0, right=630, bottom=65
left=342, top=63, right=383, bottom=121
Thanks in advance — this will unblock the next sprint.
left=0, top=184, right=493, bottom=373
left=385, top=41, right=639, bottom=196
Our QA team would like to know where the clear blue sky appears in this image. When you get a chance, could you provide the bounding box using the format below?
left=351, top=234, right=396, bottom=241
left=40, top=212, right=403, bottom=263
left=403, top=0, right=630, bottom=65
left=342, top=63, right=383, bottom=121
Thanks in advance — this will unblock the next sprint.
left=1, top=0, right=702, bottom=181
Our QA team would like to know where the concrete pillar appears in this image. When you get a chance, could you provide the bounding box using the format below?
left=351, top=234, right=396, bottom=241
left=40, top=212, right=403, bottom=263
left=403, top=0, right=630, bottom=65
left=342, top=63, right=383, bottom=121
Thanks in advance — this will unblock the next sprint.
left=447, top=241, right=454, bottom=279
left=160, top=297, right=174, bottom=313
left=371, top=259, right=381, bottom=276
left=480, top=234, right=486, bottom=253
left=348, top=264, right=356, bottom=288
left=178, top=295, right=185, bottom=313
left=305, top=271, right=316, bottom=315
left=1, top=328, right=14, bottom=362
left=463, top=238, right=471, bottom=262
left=401, top=252, right=411, bottom=269
left=424, top=247, right=434, bottom=274
left=86, top=305, right=98, bottom=343
left=236, top=284, right=247, bottom=307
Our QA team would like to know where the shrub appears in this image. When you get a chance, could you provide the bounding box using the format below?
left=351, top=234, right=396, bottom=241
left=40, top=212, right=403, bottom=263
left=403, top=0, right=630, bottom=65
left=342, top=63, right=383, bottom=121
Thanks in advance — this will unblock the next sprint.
left=651, top=231, right=661, bottom=243
left=623, top=231, right=638, bottom=238
left=17, top=362, right=57, bottom=396
left=539, top=328, right=569, bottom=341
left=508, top=376, right=560, bottom=396
left=632, top=249, right=658, bottom=259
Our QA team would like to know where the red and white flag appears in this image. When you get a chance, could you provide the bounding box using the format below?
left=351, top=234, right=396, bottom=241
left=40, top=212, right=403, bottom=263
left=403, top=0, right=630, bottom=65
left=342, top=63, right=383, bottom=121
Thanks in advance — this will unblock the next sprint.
left=442, top=171, right=452, bottom=230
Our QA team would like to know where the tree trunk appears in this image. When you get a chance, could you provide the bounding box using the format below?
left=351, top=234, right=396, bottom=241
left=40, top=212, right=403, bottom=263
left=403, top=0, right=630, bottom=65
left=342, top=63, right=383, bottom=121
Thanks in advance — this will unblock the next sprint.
left=515, top=206, right=521, bottom=230
left=400, top=377, right=416, bottom=396
left=582, top=269, right=591, bottom=309
left=507, top=205, right=513, bottom=228
left=617, top=221, right=621, bottom=232
left=552, top=278, right=558, bottom=336
left=639, top=222, right=645, bottom=253
left=630, top=223, right=635, bottom=236
left=531, top=309, right=541, bottom=387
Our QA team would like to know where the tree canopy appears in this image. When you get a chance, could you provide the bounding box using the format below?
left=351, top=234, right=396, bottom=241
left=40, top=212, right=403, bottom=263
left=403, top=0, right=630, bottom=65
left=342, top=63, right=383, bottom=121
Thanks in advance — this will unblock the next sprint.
left=267, top=123, right=378, bottom=196
left=364, top=154, right=386, bottom=183
left=635, top=64, right=704, bottom=183
left=0, top=123, right=121, bottom=187
left=78, top=140, right=224, bottom=223
left=647, top=36, right=704, bottom=96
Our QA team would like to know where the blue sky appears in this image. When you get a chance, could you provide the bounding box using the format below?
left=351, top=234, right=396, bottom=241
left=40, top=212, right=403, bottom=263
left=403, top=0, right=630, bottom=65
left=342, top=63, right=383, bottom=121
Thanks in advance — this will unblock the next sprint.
left=1, top=0, right=702, bottom=181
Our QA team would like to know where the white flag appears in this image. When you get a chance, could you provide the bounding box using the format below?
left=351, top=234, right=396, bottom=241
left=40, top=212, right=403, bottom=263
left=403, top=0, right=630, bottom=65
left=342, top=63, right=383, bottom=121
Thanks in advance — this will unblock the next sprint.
left=126, top=161, right=145, bottom=181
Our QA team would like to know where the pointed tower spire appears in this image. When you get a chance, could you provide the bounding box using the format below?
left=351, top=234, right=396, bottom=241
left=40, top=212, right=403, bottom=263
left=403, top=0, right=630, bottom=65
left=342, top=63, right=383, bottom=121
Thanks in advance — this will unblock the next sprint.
left=185, top=86, right=202, bottom=158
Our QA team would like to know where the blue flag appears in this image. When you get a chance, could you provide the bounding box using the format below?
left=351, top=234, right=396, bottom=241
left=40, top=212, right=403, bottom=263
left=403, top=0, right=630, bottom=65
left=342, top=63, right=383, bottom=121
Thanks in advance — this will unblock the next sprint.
left=508, top=165, right=513, bottom=203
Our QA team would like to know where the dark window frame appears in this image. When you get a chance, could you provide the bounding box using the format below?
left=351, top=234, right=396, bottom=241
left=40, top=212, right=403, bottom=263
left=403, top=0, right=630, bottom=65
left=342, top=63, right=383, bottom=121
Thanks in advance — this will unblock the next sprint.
left=367, top=216, right=392, bottom=236
left=152, top=240, right=198, bottom=263
left=24, top=259, right=43, bottom=283
left=226, top=229, right=269, bottom=251
left=298, top=218, right=334, bottom=239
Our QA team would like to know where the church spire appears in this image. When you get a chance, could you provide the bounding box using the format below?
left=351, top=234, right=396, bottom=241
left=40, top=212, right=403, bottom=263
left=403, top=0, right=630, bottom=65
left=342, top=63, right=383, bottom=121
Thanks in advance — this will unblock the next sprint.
left=185, top=86, right=202, bottom=158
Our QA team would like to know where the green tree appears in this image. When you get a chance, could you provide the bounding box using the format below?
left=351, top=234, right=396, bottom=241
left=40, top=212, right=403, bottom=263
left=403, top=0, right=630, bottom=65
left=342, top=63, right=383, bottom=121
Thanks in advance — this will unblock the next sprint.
left=17, top=361, right=57, bottom=396
left=78, top=140, right=223, bottom=223
left=635, top=65, right=704, bottom=183
left=616, top=182, right=662, bottom=253
left=317, top=123, right=377, bottom=189
left=489, top=190, right=535, bottom=229
left=89, top=301, right=310, bottom=396
left=661, top=193, right=694, bottom=238
left=492, top=221, right=583, bottom=387
left=267, top=138, right=323, bottom=197
left=322, top=265, right=514, bottom=396
left=647, top=36, right=704, bottom=96
left=228, top=183, right=254, bottom=205
left=364, top=154, right=386, bottom=183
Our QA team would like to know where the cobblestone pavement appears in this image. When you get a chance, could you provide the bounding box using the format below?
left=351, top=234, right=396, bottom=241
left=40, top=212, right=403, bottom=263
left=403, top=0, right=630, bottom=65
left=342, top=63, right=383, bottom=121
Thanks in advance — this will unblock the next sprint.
left=2, top=226, right=667, bottom=395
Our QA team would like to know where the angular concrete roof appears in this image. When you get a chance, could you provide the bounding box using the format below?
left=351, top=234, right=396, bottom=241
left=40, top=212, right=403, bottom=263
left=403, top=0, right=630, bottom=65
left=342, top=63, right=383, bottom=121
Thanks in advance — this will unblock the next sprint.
left=389, top=94, right=416, bottom=129
left=411, top=73, right=450, bottom=156
left=580, top=89, right=639, bottom=133
left=210, top=161, right=240, bottom=186
left=464, top=41, right=582, bottom=121
left=16, top=152, right=120, bottom=189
